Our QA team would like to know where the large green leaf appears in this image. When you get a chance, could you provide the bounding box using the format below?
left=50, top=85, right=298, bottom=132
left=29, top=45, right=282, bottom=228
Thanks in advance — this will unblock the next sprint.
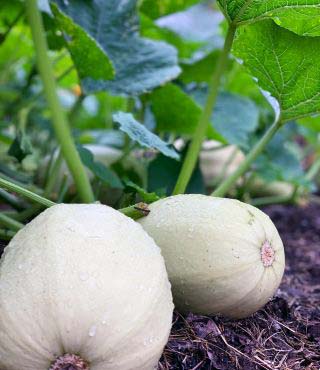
left=156, top=3, right=224, bottom=45
left=192, top=90, right=260, bottom=150
left=8, top=130, right=33, bottom=163
left=253, top=125, right=307, bottom=186
left=148, top=150, right=205, bottom=196
left=113, top=112, right=180, bottom=160
left=150, top=84, right=202, bottom=135
left=150, top=83, right=258, bottom=147
left=149, top=83, right=225, bottom=141
left=77, top=145, right=123, bottom=189
left=155, top=3, right=224, bottom=65
left=52, top=0, right=180, bottom=95
left=233, top=20, right=320, bottom=122
left=140, top=0, right=199, bottom=20
left=217, top=0, right=320, bottom=36
left=179, top=51, right=220, bottom=83
left=140, top=13, right=202, bottom=61
left=51, top=4, right=114, bottom=81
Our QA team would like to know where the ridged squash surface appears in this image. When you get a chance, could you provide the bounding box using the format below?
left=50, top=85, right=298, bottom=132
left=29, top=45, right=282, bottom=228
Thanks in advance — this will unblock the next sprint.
left=138, top=194, right=285, bottom=318
left=0, top=204, right=173, bottom=370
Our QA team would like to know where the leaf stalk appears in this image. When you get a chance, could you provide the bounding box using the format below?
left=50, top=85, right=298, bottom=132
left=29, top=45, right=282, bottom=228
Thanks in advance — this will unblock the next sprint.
left=212, top=119, right=283, bottom=197
left=173, top=24, right=237, bottom=195
left=0, top=176, right=55, bottom=208
left=25, top=0, right=94, bottom=203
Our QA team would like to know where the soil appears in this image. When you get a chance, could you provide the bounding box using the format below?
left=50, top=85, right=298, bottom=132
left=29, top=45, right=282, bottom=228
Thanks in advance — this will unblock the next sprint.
left=159, top=203, right=320, bottom=370
left=0, top=203, right=319, bottom=370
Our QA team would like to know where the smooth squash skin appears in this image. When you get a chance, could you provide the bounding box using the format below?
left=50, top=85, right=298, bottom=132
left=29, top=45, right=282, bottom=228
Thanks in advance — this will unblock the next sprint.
left=138, top=194, right=285, bottom=319
left=0, top=204, right=173, bottom=370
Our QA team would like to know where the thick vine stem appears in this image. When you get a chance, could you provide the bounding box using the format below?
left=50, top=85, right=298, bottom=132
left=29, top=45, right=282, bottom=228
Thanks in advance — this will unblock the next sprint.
left=173, top=24, right=237, bottom=195
left=212, top=119, right=283, bottom=197
left=50, top=354, right=89, bottom=370
left=0, top=176, right=55, bottom=208
left=25, top=0, right=94, bottom=203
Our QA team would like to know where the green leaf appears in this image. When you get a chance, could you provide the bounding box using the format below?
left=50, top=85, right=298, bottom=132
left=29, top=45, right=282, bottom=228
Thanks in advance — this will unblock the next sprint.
left=191, top=89, right=260, bottom=150
left=113, top=112, right=180, bottom=160
left=149, top=83, right=225, bottom=142
left=124, top=180, right=160, bottom=203
left=233, top=20, right=320, bottom=122
left=140, top=0, right=199, bottom=19
left=155, top=3, right=224, bottom=57
left=140, top=13, right=202, bottom=61
left=148, top=148, right=205, bottom=195
left=43, top=12, right=65, bottom=50
left=298, top=116, right=320, bottom=132
left=150, top=84, right=202, bottom=135
left=179, top=51, right=220, bottom=83
left=217, top=0, right=320, bottom=36
left=253, top=125, right=307, bottom=186
left=51, top=4, right=114, bottom=81
left=8, top=130, right=33, bottom=162
left=52, top=0, right=180, bottom=95
left=77, top=145, right=123, bottom=189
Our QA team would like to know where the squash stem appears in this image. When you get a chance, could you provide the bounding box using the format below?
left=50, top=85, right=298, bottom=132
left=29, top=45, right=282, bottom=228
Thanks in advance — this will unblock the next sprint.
left=212, top=119, right=283, bottom=197
left=119, top=202, right=150, bottom=220
left=25, top=0, right=94, bottom=203
left=0, top=176, right=55, bottom=208
left=173, top=24, right=237, bottom=195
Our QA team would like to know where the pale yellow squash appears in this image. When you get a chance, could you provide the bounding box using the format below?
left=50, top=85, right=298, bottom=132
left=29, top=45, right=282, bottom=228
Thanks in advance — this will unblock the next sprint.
left=138, top=194, right=285, bottom=319
left=0, top=204, right=173, bottom=370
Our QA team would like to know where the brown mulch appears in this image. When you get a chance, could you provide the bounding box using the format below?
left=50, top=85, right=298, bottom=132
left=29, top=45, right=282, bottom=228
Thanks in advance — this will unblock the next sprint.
left=0, top=203, right=319, bottom=369
left=159, top=203, right=320, bottom=370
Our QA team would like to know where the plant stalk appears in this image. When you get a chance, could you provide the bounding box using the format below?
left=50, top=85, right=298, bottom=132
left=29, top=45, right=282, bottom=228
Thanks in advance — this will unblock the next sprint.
left=306, top=156, right=320, bottom=181
left=44, top=151, right=64, bottom=198
left=250, top=194, right=292, bottom=207
left=0, top=228, right=15, bottom=241
left=0, top=213, right=23, bottom=231
left=25, top=0, right=94, bottom=203
left=212, top=119, right=283, bottom=197
left=0, top=176, right=55, bottom=208
left=0, top=188, right=25, bottom=210
left=173, top=24, right=237, bottom=195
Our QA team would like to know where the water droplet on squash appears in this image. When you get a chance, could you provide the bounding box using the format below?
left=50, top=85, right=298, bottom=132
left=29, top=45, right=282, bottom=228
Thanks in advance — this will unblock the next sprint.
left=88, top=325, right=97, bottom=337
left=79, top=272, right=89, bottom=281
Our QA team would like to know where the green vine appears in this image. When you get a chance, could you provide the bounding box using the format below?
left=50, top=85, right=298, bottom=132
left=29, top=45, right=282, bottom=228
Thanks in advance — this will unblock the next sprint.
left=173, top=24, right=237, bottom=195
left=212, top=119, right=283, bottom=197
left=25, top=0, right=94, bottom=203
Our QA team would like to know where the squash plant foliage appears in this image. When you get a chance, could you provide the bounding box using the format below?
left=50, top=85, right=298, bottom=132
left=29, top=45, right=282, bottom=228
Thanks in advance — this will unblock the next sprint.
left=0, top=0, right=319, bottom=229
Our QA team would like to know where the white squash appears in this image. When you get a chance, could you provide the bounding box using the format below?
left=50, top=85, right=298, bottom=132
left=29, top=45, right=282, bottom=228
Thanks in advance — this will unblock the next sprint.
left=39, top=144, right=145, bottom=189
left=138, top=194, right=285, bottom=319
left=248, top=178, right=294, bottom=198
left=199, top=141, right=293, bottom=198
left=0, top=204, right=173, bottom=370
left=200, top=141, right=245, bottom=186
